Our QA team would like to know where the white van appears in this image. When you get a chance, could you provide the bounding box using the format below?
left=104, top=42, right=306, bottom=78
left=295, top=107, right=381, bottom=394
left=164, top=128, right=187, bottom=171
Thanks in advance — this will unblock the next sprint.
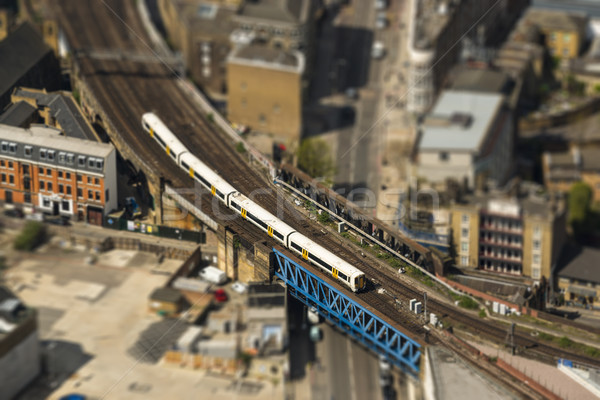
left=198, top=266, right=227, bottom=285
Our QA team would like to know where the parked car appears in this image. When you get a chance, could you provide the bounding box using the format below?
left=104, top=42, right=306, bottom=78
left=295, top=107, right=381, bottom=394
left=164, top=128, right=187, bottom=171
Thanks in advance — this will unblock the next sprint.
left=375, top=0, right=388, bottom=10
left=214, top=288, right=228, bottom=303
left=371, top=41, right=386, bottom=59
left=375, top=12, right=388, bottom=29
left=199, top=266, right=227, bottom=284
left=3, top=209, right=24, bottom=218
left=45, top=216, right=71, bottom=226
left=309, top=325, right=323, bottom=342
left=231, top=281, right=248, bottom=294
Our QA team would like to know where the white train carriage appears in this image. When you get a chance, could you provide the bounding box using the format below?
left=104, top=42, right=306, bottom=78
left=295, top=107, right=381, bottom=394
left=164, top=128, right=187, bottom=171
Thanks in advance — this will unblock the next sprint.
left=141, top=113, right=189, bottom=163
left=179, top=152, right=237, bottom=202
left=287, top=232, right=366, bottom=292
left=228, top=192, right=296, bottom=245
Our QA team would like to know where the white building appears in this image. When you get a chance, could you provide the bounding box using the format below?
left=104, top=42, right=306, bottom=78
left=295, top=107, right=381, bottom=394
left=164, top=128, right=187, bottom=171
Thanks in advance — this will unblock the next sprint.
left=413, top=90, right=513, bottom=190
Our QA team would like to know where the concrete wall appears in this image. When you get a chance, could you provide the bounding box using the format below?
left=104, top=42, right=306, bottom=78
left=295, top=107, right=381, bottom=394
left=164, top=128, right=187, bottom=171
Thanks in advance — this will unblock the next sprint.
left=451, top=206, right=480, bottom=268
left=417, top=151, right=473, bottom=186
left=0, top=319, right=40, bottom=400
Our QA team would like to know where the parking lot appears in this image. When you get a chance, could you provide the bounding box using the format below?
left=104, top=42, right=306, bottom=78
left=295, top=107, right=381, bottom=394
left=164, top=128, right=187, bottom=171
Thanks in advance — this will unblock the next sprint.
left=1, top=233, right=279, bottom=400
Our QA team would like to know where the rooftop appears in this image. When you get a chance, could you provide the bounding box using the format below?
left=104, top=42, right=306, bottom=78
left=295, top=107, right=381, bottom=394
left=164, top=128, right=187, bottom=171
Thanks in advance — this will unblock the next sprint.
left=0, top=101, right=36, bottom=127
left=12, top=88, right=98, bottom=141
left=523, top=7, right=589, bottom=33
left=449, top=66, right=513, bottom=95
left=237, top=0, right=308, bottom=24
left=557, top=243, right=600, bottom=285
left=186, top=4, right=237, bottom=36
left=228, top=44, right=304, bottom=73
left=412, top=0, right=453, bottom=50
left=0, top=124, right=113, bottom=159
left=418, top=90, right=504, bottom=152
left=150, top=287, right=184, bottom=303
left=0, top=23, right=52, bottom=99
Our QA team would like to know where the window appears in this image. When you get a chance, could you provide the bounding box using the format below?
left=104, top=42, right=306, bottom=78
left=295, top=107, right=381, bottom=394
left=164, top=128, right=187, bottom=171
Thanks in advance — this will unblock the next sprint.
left=24, top=193, right=31, bottom=204
left=24, top=177, right=30, bottom=190
left=24, top=146, right=32, bottom=157
left=532, top=266, right=540, bottom=280
left=88, top=190, right=92, bottom=199
left=40, top=149, right=47, bottom=159
left=96, top=160, right=103, bottom=169
left=95, top=191, right=100, bottom=200
left=87, top=176, right=92, bottom=183
left=259, top=114, right=266, bottom=124
left=533, top=254, right=540, bottom=265
left=78, top=156, right=86, bottom=167
left=8, top=143, right=15, bottom=154
left=9, top=175, right=14, bottom=184
left=461, top=242, right=468, bottom=252
left=563, top=33, right=570, bottom=42
left=533, top=240, right=540, bottom=250
left=439, top=151, right=449, bottom=161
left=1, top=173, right=5, bottom=183
left=7, top=161, right=12, bottom=169
left=66, top=153, right=74, bottom=164
left=94, top=177, right=99, bottom=185
left=59, top=184, right=64, bottom=193
left=461, top=228, right=468, bottom=237
left=47, top=182, right=52, bottom=191
left=58, top=152, right=66, bottom=164
left=77, top=174, right=82, bottom=182
left=462, top=214, right=469, bottom=224
left=66, top=172, right=71, bottom=180
left=1, top=142, right=7, bottom=152
left=461, top=256, right=469, bottom=266
left=0, top=160, right=4, bottom=167
left=77, top=188, right=83, bottom=198
left=105, top=189, right=109, bottom=202
left=47, top=150, right=55, bottom=161
left=46, top=168, right=52, bottom=176
left=88, top=158, right=95, bottom=168
left=22, top=165, right=29, bottom=175
left=40, top=181, right=45, bottom=190
left=43, top=198, right=50, bottom=208
left=533, top=225, right=541, bottom=238
left=58, top=171, right=63, bottom=178
left=61, top=200, right=69, bottom=211
left=66, top=186, right=71, bottom=195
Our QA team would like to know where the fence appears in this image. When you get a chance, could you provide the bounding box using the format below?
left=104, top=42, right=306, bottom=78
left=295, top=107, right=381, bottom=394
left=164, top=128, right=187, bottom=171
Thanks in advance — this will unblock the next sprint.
left=103, top=216, right=205, bottom=244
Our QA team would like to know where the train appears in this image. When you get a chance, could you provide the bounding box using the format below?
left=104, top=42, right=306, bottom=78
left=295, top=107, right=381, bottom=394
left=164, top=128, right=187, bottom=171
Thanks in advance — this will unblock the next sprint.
left=141, top=112, right=367, bottom=292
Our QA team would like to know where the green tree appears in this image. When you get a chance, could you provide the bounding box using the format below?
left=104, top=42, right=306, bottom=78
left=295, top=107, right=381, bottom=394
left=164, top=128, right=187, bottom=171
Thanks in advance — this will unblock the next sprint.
left=14, top=221, right=47, bottom=251
left=297, top=138, right=336, bottom=182
left=569, top=182, right=593, bottom=236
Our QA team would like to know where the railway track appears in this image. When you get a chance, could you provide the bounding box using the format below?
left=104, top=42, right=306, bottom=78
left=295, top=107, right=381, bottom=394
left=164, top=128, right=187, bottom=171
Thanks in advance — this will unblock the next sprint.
left=49, top=0, right=600, bottom=370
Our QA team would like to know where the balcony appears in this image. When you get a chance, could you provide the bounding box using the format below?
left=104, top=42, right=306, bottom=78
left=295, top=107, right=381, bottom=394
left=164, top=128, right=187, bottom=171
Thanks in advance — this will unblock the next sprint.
left=480, top=224, right=523, bottom=235
left=479, top=252, right=522, bottom=264
left=479, top=238, right=522, bottom=250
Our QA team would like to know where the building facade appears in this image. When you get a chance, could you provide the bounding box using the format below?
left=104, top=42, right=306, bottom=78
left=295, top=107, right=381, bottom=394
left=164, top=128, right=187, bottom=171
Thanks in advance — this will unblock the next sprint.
left=557, top=244, right=600, bottom=307
left=0, top=124, right=117, bottom=224
left=406, top=0, right=528, bottom=113
left=451, top=185, right=566, bottom=281
left=543, top=146, right=600, bottom=202
left=227, top=44, right=303, bottom=147
left=413, top=90, right=513, bottom=190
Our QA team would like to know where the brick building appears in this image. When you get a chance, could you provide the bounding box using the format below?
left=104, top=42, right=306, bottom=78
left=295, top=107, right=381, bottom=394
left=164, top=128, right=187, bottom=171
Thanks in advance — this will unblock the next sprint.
left=451, top=181, right=566, bottom=282
left=543, top=146, right=600, bottom=202
left=0, top=124, right=117, bottom=224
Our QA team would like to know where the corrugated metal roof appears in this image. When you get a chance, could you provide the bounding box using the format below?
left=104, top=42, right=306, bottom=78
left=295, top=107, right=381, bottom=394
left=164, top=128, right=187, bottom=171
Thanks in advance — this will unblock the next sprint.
left=419, top=91, right=504, bottom=152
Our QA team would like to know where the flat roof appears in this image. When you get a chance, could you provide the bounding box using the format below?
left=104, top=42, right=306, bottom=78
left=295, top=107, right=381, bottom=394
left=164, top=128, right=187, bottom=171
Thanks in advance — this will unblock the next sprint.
left=450, top=66, right=512, bottom=94
left=419, top=90, right=504, bottom=152
left=237, top=0, right=307, bottom=24
left=557, top=243, right=600, bottom=285
left=228, top=44, right=304, bottom=73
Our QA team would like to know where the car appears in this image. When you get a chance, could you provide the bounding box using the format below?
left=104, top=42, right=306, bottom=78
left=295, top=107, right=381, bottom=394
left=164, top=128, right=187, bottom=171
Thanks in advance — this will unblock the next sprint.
left=375, top=0, right=388, bottom=10
left=375, top=13, right=388, bottom=29
left=231, top=281, right=248, bottom=294
left=3, top=209, right=24, bottom=218
left=45, top=216, right=71, bottom=226
left=309, top=325, right=323, bottom=342
left=345, top=87, right=359, bottom=100
left=371, top=41, right=385, bottom=59
left=214, top=288, right=228, bottom=303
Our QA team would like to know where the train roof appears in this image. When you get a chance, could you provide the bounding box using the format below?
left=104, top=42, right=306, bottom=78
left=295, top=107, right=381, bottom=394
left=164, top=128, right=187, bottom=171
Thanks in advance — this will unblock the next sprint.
left=231, top=192, right=296, bottom=235
left=180, top=152, right=237, bottom=194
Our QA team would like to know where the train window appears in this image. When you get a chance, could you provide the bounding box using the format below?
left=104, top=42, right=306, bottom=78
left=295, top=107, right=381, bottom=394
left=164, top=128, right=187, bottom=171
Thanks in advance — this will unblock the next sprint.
left=248, top=212, right=268, bottom=230
left=231, top=201, right=241, bottom=211
left=169, top=151, right=176, bottom=161
left=195, top=175, right=211, bottom=189
left=216, top=189, right=224, bottom=199
left=291, top=242, right=302, bottom=252
left=309, top=254, right=332, bottom=272
left=154, top=134, right=166, bottom=148
left=274, top=231, right=283, bottom=240
left=181, top=161, right=189, bottom=170
left=339, top=272, right=348, bottom=281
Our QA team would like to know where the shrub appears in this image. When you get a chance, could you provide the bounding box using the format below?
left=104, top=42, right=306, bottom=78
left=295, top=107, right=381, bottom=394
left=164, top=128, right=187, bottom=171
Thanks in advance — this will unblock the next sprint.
left=558, top=336, right=573, bottom=348
left=458, top=296, right=479, bottom=310
left=317, top=211, right=330, bottom=223
left=235, top=142, right=246, bottom=153
left=14, top=222, right=46, bottom=251
left=478, top=309, right=486, bottom=318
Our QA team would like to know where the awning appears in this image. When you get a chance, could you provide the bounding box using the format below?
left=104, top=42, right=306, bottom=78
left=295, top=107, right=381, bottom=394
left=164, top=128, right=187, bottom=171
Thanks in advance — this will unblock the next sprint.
left=568, top=285, right=597, bottom=297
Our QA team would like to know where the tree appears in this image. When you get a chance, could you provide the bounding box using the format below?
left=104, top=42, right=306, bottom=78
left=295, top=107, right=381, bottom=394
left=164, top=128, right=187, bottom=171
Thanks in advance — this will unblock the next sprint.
left=14, top=221, right=47, bottom=251
left=296, top=138, right=336, bottom=182
left=568, top=182, right=593, bottom=236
